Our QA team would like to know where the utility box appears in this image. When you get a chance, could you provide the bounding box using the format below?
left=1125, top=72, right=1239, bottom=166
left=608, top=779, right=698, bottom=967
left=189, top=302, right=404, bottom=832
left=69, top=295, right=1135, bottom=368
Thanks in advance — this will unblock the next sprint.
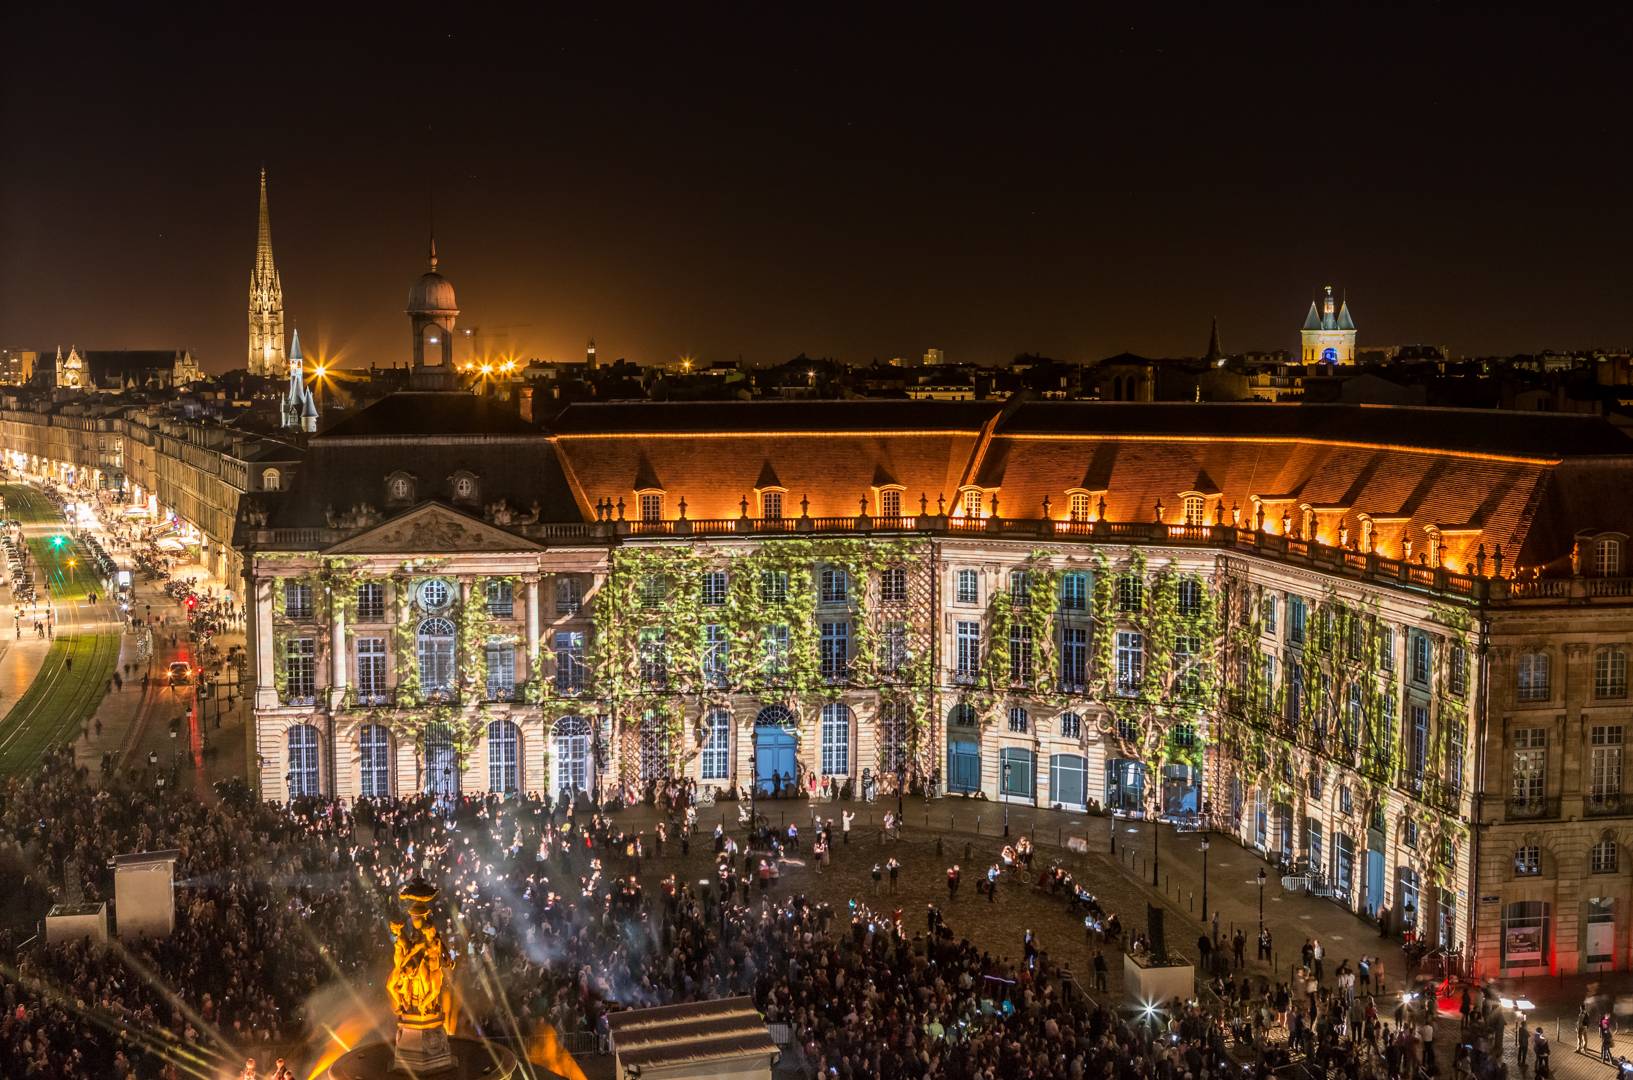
left=45, top=902, right=108, bottom=945
left=113, top=849, right=180, bottom=939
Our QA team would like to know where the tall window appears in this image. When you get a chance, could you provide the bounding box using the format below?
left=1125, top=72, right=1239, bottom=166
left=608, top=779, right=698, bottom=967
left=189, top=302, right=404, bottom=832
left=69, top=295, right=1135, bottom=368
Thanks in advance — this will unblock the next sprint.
left=1444, top=718, right=1465, bottom=795
left=702, top=570, right=728, bottom=606
left=1595, top=537, right=1623, bottom=577
left=878, top=700, right=908, bottom=772
left=285, top=638, right=316, bottom=703
left=356, top=637, right=387, bottom=702
left=955, top=621, right=981, bottom=680
left=703, top=624, right=730, bottom=688
left=1060, top=571, right=1087, bottom=611
left=820, top=567, right=849, bottom=604
left=1409, top=630, right=1432, bottom=685
left=1594, top=839, right=1619, bottom=874
left=639, top=574, right=666, bottom=609
left=485, top=579, right=514, bottom=617
left=553, top=630, right=585, bottom=692
left=1514, top=846, right=1541, bottom=876
left=1115, top=631, right=1143, bottom=695
left=1511, top=728, right=1546, bottom=807
left=1596, top=648, right=1628, bottom=699
left=880, top=565, right=908, bottom=602
left=1009, top=622, right=1033, bottom=682
left=552, top=716, right=590, bottom=794
left=761, top=490, right=784, bottom=520
left=700, top=709, right=731, bottom=780
left=1177, top=576, right=1202, bottom=616
left=359, top=723, right=391, bottom=797
left=1174, top=634, right=1201, bottom=698
left=955, top=569, right=979, bottom=605
left=1007, top=705, right=1029, bottom=733
left=1409, top=704, right=1429, bottom=779
left=638, top=628, right=668, bottom=688
left=1517, top=651, right=1549, bottom=701
left=286, top=723, right=319, bottom=796
left=1182, top=495, right=1205, bottom=526
left=356, top=582, right=385, bottom=621
left=1592, top=725, right=1624, bottom=806
left=1068, top=492, right=1091, bottom=522
left=759, top=570, right=788, bottom=604
left=417, top=617, right=456, bottom=694
left=1059, top=711, right=1082, bottom=739
left=1287, top=596, right=1307, bottom=645
left=1060, top=627, right=1087, bottom=690
left=820, top=621, right=849, bottom=680
left=1378, top=626, right=1396, bottom=671
left=1449, top=643, right=1468, bottom=696
left=879, top=488, right=902, bottom=519
left=1117, top=574, right=1143, bottom=613
left=283, top=580, right=314, bottom=620
left=1009, top=570, right=1031, bottom=607
left=1261, top=594, right=1278, bottom=634
left=1344, top=685, right=1363, bottom=754
left=1379, top=692, right=1397, bottom=767
left=485, top=640, right=516, bottom=700
left=881, top=622, right=909, bottom=674
left=554, top=575, right=582, bottom=615
left=762, top=624, right=791, bottom=677
left=962, top=489, right=983, bottom=518
left=263, top=468, right=282, bottom=491
left=820, top=703, right=851, bottom=776
left=639, top=492, right=663, bottom=522
left=487, top=719, right=519, bottom=795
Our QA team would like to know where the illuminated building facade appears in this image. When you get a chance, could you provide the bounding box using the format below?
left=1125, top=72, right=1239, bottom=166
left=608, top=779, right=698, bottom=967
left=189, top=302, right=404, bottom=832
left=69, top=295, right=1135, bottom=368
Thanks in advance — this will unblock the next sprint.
left=237, top=394, right=1633, bottom=979
left=1301, top=285, right=1357, bottom=364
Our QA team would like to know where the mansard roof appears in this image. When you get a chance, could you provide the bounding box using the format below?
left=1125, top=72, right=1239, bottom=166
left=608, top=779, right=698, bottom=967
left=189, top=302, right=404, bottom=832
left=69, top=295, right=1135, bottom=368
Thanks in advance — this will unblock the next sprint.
left=317, top=391, right=538, bottom=439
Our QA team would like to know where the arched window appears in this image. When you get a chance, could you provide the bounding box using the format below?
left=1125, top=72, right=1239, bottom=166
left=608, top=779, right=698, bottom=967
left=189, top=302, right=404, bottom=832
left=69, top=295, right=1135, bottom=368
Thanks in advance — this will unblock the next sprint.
left=961, top=489, right=983, bottom=518
left=1059, top=711, right=1082, bottom=740
left=1182, top=495, right=1206, bottom=527
left=287, top=723, right=319, bottom=797
left=700, top=709, right=731, bottom=781
left=423, top=723, right=459, bottom=798
left=552, top=715, right=591, bottom=794
left=1593, top=836, right=1619, bottom=874
left=1068, top=492, right=1091, bottom=523
left=487, top=719, right=520, bottom=795
left=1595, top=537, right=1623, bottom=577
left=1516, top=651, right=1550, bottom=702
left=878, top=699, right=909, bottom=773
left=1007, top=705, right=1029, bottom=733
left=263, top=467, right=281, bottom=492
left=949, top=702, right=978, bottom=729
left=639, top=711, right=670, bottom=783
left=417, top=617, right=456, bottom=696
left=821, top=703, right=851, bottom=776
left=359, top=723, right=391, bottom=798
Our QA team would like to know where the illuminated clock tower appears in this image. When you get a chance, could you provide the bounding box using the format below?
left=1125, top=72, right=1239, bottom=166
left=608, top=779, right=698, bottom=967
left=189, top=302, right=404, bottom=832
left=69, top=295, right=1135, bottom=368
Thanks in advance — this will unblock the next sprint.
left=1300, top=285, right=1357, bottom=364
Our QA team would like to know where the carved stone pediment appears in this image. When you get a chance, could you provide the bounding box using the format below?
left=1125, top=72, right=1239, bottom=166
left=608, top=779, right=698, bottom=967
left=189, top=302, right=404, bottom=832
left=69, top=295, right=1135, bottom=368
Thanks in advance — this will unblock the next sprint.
left=323, top=502, right=541, bottom=556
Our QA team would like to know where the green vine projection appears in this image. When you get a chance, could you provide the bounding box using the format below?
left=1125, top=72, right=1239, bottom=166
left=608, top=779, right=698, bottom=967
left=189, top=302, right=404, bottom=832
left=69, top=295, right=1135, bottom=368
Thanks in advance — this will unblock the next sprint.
left=592, top=538, right=936, bottom=774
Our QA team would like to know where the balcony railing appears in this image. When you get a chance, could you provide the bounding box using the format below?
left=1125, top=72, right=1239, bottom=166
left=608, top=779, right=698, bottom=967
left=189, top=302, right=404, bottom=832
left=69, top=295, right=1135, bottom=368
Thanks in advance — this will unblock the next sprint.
left=1507, top=796, right=1563, bottom=821
left=1586, top=793, right=1628, bottom=817
left=345, top=688, right=396, bottom=709
left=481, top=681, right=532, bottom=705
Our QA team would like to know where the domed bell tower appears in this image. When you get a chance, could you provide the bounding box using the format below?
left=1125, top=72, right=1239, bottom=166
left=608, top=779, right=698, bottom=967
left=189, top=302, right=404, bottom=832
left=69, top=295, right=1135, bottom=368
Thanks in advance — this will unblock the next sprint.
left=406, top=236, right=459, bottom=389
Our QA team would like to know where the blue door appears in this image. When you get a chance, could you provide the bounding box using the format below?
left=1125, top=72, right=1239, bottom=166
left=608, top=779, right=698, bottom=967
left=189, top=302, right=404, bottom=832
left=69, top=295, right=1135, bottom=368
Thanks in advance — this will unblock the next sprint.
left=754, top=725, right=797, bottom=795
left=948, top=738, right=981, bottom=794
left=1366, top=846, right=1386, bottom=917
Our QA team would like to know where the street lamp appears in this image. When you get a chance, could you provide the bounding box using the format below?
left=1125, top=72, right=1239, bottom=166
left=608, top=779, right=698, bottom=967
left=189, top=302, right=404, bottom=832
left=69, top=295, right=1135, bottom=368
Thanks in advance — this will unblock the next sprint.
left=1002, top=758, right=1012, bottom=837
left=1257, top=867, right=1267, bottom=932
left=749, top=726, right=759, bottom=848
left=895, top=748, right=905, bottom=824
left=1200, top=833, right=1211, bottom=936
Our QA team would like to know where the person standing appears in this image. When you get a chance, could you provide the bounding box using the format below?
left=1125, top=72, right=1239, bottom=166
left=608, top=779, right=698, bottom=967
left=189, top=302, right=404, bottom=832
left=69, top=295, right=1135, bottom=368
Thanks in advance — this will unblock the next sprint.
left=946, top=864, right=960, bottom=902
left=842, top=810, right=855, bottom=844
left=886, top=856, right=900, bottom=893
left=1577, top=1002, right=1592, bottom=1053
left=1093, top=948, right=1108, bottom=993
left=1603, top=1013, right=1616, bottom=1064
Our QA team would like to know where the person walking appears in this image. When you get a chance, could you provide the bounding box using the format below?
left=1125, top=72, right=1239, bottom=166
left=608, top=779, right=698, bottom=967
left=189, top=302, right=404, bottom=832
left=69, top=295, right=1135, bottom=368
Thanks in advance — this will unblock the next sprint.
left=886, top=856, right=900, bottom=893
left=946, top=864, right=960, bottom=902
left=1603, top=1013, right=1616, bottom=1064
left=1577, top=1002, right=1592, bottom=1053
left=842, top=810, right=854, bottom=844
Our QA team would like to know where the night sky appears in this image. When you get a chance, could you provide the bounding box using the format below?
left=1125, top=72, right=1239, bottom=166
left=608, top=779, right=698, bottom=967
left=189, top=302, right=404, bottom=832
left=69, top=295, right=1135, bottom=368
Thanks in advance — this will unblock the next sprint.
left=3, top=7, right=1631, bottom=373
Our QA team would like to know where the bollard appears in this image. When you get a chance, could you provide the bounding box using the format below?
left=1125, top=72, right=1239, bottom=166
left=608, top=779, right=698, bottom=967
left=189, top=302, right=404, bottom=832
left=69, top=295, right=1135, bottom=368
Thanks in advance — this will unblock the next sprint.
left=976, top=815, right=982, bottom=835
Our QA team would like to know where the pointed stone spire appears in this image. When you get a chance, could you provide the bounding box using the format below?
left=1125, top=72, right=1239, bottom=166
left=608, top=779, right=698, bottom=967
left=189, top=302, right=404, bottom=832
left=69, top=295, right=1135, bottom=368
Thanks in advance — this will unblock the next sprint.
left=1203, top=316, right=1225, bottom=364
left=256, top=168, right=274, bottom=276
left=248, top=169, right=287, bottom=376
left=428, top=232, right=439, bottom=272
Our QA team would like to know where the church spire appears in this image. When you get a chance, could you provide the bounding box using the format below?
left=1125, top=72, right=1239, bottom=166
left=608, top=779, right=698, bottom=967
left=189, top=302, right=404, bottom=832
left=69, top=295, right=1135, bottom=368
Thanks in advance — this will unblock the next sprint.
left=248, top=169, right=287, bottom=376
left=1203, top=316, right=1226, bottom=364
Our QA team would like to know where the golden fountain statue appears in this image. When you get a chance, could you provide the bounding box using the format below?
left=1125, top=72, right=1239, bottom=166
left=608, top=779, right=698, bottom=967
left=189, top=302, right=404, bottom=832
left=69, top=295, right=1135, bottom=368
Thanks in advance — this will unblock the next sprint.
left=327, top=877, right=521, bottom=1079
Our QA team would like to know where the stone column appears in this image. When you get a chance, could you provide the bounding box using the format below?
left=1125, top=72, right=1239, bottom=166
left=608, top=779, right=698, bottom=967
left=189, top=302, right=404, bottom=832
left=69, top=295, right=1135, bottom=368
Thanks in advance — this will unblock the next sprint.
left=254, top=575, right=278, bottom=709
left=525, top=579, right=541, bottom=663
left=329, top=590, right=347, bottom=708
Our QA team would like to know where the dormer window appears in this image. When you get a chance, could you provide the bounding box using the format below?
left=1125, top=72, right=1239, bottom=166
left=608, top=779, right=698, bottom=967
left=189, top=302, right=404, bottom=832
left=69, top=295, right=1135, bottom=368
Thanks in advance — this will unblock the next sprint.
left=961, top=489, right=983, bottom=518
left=1596, top=537, right=1623, bottom=577
left=386, top=473, right=415, bottom=504
left=1182, top=494, right=1206, bottom=527
left=638, top=491, right=664, bottom=523
left=449, top=472, right=479, bottom=504
left=1068, top=491, right=1091, bottom=523
left=876, top=487, right=904, bottom=520
left=262, top=468, right=282, bottom=492
left=759, top=489, right=786, bottom=520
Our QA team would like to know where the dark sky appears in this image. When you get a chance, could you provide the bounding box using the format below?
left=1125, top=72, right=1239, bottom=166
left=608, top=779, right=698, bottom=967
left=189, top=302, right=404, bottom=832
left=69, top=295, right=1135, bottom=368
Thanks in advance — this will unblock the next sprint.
left=3, top=6, right=1632, bottom=372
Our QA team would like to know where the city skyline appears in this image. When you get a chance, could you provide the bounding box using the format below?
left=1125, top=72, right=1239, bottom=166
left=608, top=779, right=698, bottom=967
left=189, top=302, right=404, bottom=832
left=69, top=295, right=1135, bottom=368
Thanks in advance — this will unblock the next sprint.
left=4, top=9, right=1633, bottom=372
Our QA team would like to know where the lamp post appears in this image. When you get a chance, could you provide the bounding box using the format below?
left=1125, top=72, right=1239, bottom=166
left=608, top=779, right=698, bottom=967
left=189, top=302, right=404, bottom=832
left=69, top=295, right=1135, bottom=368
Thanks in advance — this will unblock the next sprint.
left=895, top=749, right=906, bottom=824
left=750, top=726, right=759, bottom=848
left=1002, top=758, right=1012, bottom=837
left=1257, top=867, right=1267, bottom=932
left=1200, top=833, right=1211, bottom=935
left=1151, top=787, right=1161, bottom=887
